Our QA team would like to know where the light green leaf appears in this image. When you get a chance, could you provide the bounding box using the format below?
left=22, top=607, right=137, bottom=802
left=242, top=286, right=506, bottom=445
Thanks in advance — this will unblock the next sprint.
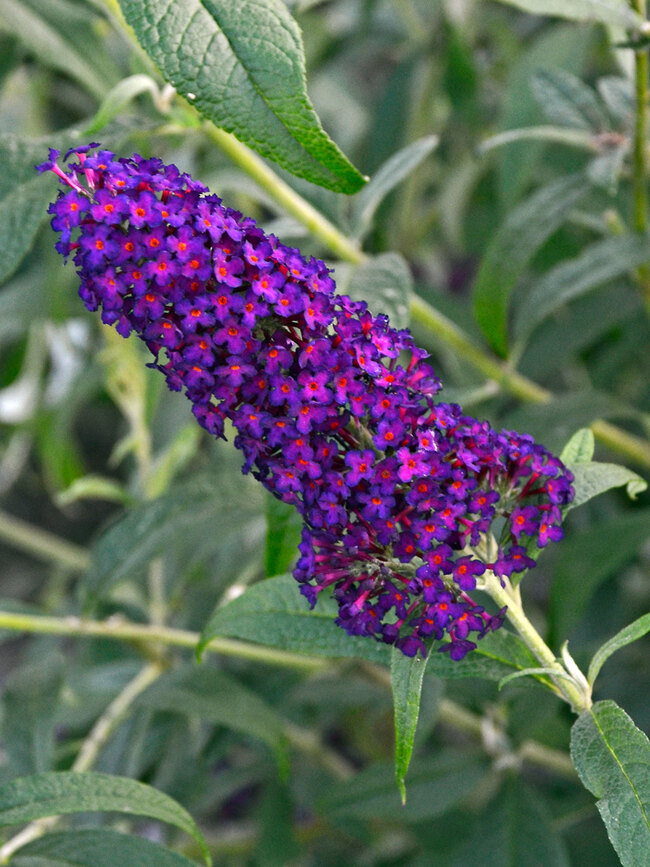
left=391, top=647, right=430, bottom=803
left=566, top=462, right=648, bottom=512
left=0, top=772, right=211, bottom=865
left=319, top=752, right=488, bottom=822
left=85, top=74, right=160, bottom=135
left=514, top=233, right=650, bottom=346
left=597, top=76, right=634, bottom=127
left=531, top=68, right=607, bottom=131
left=549, top=509, right=650, bottom=644
left=13, top=829, right=198, bottom=867
left=55, top=474, right=131, bottom=507
left=488, top=0, right=642, bottom=29
left=560, top=428, right=595, bottom=465
left=344, top=252, right=413, bottom=329
left=118, top=0, right=365, bottom=193
left=351, top=135, right=439, bottom=237
left=82, top=473, right=263, bottom=606
left=478, top=125, right=597, bottom=156
left=137, top=665, right=288, bottom=759
left=0, top=0, right=109, bottom=100
left=472, top=174, right=587, bottom=356
left=571, top=701, right=650, bottom=867
left=588, top=613, right=650, bottom=686
left=265, top=495, right=302, bottom=578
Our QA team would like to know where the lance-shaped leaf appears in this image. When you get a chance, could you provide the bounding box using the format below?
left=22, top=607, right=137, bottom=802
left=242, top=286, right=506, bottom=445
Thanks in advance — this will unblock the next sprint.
left=0, top=772, right=211, bottom=865
left=391, top=647, right=430, bottom=802
left=588, top=613, right=650, bottom=686
left=118, top=0, right=365, bottom=193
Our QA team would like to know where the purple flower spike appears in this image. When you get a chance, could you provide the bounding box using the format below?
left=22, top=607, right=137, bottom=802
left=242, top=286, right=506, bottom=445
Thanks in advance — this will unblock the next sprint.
left=40, top=146, right=575, bottom=659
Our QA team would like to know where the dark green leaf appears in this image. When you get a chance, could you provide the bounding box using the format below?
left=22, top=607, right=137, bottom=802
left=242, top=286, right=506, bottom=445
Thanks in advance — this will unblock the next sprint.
left=137, top=665, right=288, bottom=758
left=0, top=772, right=210, bottom=865
left=445, top=777, right=571, bottom=866
left=488, top=0, right=642, bottom=28
left=531, top=69, right=607, bottom=131
left=118, top=0, right=365, bottom=193
left=13, top=829, right=198, bottom=867
left=571, top=701, right=650, bottom=867
left=1, top=655, right=64, bottom=776
left=588, top=613, right=650, bottom=686
left=265, top=495, right=302, bottom=578
left=472, top=174, right=587, bottom=356
left=319, top=752, right=488, bottom=822
left=200, top=575, right=538, bottom=679
left=549, top=509, right=650, bottom=644
left=391, top=647, right=429, bottom=802
left=560, top=428, right=595, bottom=464
left=514, top=233, right=650, bottom=346
left=566, top=462, right=648, bottom=512
left=344, top=252, right=413, bottom=328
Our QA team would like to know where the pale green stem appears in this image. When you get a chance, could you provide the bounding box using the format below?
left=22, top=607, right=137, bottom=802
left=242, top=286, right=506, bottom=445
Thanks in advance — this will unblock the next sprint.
left=0, top=609, right=326, bottom=671
left=0, top=508, right=90, bottom=573
left=0, top=661, right=166, bottom=863
left=203, top=126, right=365, bottom=266
left=480, top=570, right=591, bottom=713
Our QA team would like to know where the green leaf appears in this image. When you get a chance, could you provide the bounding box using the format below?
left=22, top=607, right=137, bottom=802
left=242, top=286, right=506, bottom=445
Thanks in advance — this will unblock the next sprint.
left=391, top=647, right=430, bottom=803
left=1, top=656, right=64, bottom=776
left=514, top=233, right=650, bottom=346
left=82, top=473, right=263, bottom=606
left=118, top=0, right=365, bottom=193
left=560, top=428, right=595, bottom=464
left=265, top=495, right=302, bottom=578
left=597, top=76, right=634, bottom=127
left=488, top=0, right=642, bottom=29
left=85, top=74, right=160, bottom=135
left=319, top=752, right=488, bottom=822
left=566, top=462, right=648, bottom=513
left=531, top=69, right=607, bottom=131
left=351, top=135, right=439, bottom=237
left=478, top=125, right=597, bottom=156
left=0, top=0, right=109, bottom=100
left=0, top=772, right=211, bottom=865
left=13, top=829, right=198, bottom=867
left=472, top=174, right=587, bottom=356
left=588, top=613, right=650, bottom=686
left=571, top=701, right=650, bottom=867
left=200, top=574, right=539, bottom=679
left=344, top=252, right=413, bottom=329
left=444, top=777, right=571, bottom=866
left=137, top=665, right=288, bottom=760
left=548, top=509, right=650, bottom=643
left=55, top=474, right=131, bottom=507
left=0, top=130, right=60, bottom=286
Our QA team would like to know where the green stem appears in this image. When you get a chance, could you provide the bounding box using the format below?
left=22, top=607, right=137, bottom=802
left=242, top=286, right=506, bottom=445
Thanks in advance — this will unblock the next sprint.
left=0, top=608, right=326, bottom=671
left=480, top=570, right=591, bottom=713
left=0, top=661, right=166, bottom=863
left=0, top=509, right=90, bottom=573
left=206, top=125, right=650, bottom=468
left=203, top=126, right=365, bottom=266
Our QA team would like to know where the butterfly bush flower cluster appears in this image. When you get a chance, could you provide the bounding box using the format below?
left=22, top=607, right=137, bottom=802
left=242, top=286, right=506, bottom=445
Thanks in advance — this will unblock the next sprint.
left=39, top=146, right=574, bottom=659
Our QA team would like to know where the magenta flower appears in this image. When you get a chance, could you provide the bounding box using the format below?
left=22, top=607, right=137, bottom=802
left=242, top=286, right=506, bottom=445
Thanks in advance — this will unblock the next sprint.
left=38, top=146, right=575, bottom=660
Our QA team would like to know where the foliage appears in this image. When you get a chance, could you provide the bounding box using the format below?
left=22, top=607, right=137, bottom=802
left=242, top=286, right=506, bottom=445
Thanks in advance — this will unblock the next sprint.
left=0, top=0, right=649, bottom=864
